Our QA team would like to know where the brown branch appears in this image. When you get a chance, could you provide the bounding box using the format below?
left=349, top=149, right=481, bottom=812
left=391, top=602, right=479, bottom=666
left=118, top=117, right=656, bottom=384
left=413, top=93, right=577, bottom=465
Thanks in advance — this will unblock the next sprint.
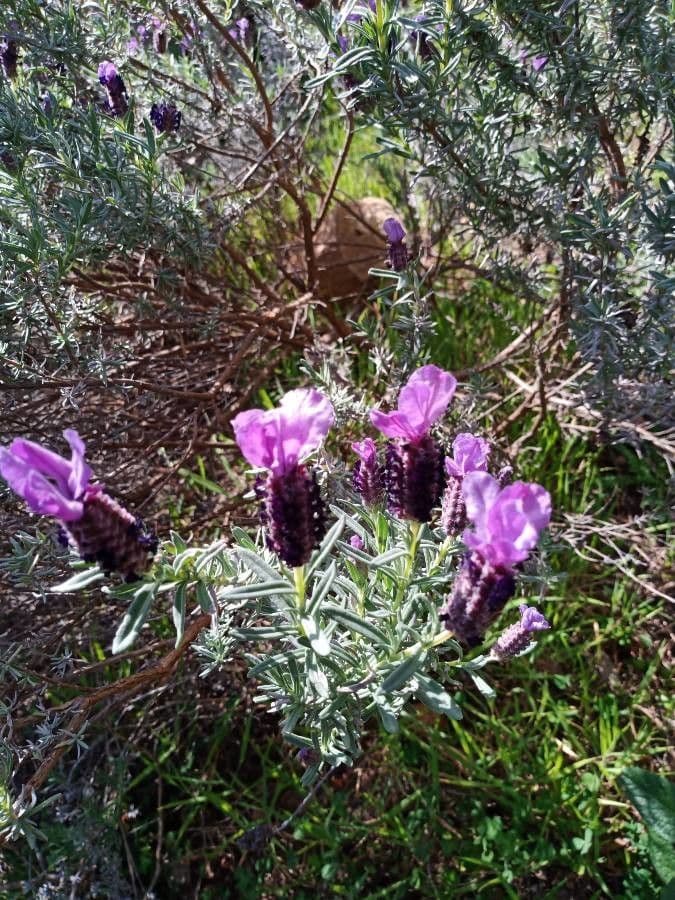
left=7, top=614, right=211, bottom=832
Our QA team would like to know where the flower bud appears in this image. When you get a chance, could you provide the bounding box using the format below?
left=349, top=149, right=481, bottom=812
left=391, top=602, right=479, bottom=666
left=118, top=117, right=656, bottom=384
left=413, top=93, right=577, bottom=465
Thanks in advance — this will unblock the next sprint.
left=261, top=465, right=326, bottom=568
left=490, top=605, right=550, bottom=660
left=385, top=435, right=444, bottom=522
left=439, top=551, right=516, bottom=645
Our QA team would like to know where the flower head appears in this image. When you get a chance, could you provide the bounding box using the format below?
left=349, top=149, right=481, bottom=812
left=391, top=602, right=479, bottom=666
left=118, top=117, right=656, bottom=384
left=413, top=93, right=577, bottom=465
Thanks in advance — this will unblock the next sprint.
left=232, top=389, right=334, bottom=477
left=444, top=433, right=490, bottom=478
left=98, top=61, right=119, bottom=86
left=0, top=430, right=90, bottom=521
left=462, top=471, right=551, bottom=568
left=150, top=101, right=181, bottom=133
left=370, top=365, right=457, bottom=443
left=352, top=438, right=384, bottom=506
left=491, top=604, right=550, bottom=660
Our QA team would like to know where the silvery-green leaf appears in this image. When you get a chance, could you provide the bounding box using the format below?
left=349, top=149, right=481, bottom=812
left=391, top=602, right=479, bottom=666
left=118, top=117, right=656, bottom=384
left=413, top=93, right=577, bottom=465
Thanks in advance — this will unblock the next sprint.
left=323, top=604, right=388, bottom=645
left=301, top=617, right=331, bottom=657
left=307, top=516, right=345, bottom=579
left=368, top=548, right=408, bottom=567
left=223, top=580, right=294, bottom=600
left=112, top=583, right=157, bottom=653
left=416, top=674, right=463, bottom=720
left=235, top=547, right=279, bottom=582
left=306, top=560, right=337, bottom=614
left=50, top=567, right=105, bottom=593
left=471, top=672, right=495, bottom=698
left=172, top=584, right=187, bottom=645
left=380, top=650, right=426, bottom=694
left=234, top=625, right=296, bottom=640
left=377, top=706, right=399, bottom=734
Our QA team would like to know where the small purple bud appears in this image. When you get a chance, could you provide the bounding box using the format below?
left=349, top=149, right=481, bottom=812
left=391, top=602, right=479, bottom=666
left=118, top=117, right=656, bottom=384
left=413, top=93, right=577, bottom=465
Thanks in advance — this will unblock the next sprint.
left=98, top=61, right=128, bottom=117
left=349, top=534, right=365, bottom=551
left=491, top=604, right=550, bottom=660
left=440, top=475, right=465, bottom=535
left=382, top=218, right=409, bottom=271
left=150, top=101, right=181, bottom=133
left=297, top=746, right=320, bottom=765
left=352, top=438, right=384, bottom=506
left=532, top=55, right=548, bottom=72
left=337, top=34, right=349, bottom=53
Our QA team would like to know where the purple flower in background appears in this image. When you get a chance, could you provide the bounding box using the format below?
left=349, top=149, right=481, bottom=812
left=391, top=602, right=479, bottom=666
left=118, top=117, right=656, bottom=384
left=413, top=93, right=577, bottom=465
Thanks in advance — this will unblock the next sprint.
left=371, top=366, right=456, bottom=522
left=228, top=17, right=252, bottom=46
left=337, top=34, right=349, bottom=53
left=462, top=471, right=551, bottom=568
left=532, top=54, right=548, bottom=72
left=0, top=431, right=157, bottom=578
left=352, top=438, right=384, bottom=505
left=440, top=472, right=551, bottom=644
left=98, top=61, right=129, bottom=117
left=440, top=433, right=490, bottom=535
left=150, top=101, right=181, bottom=133
left=491, top=604, right=550, bottom=660
left=382, top=218, right=409, bottom=271
left=232, top=389, right=334, bottom=567
left=1, top=36, right=18, bottom=79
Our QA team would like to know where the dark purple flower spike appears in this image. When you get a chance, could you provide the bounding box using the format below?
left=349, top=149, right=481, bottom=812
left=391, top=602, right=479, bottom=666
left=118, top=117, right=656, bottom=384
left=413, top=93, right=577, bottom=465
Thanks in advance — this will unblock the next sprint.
left=1, top=36, right=18, bottom=79
left=150, top=101, right=181, bottom=134
left=491, top=604, right=550, bottom=660
left=98, top=61, right=129, bottom=117
left=232, top=389, right=335, bottom=568
left=440, top=472, right=551, bottom=645
left=370, top=365, right=456, bottom=522
left=0, top=430, right=157, bottom=579
left=382, top=217, right=409, bottom=271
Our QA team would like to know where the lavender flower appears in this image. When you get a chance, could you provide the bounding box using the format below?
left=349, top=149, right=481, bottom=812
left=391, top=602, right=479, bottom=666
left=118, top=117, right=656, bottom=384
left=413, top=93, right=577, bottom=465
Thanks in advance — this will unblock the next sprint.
left=150, top=101, right=181, bottom=134
left=490, top=604, right=550, bottom=660
left=228, top=17, right=251, bottom=46
left=532, top=55, right=549, bottom=72
left=232, top=389, right=335, bottom=568
left=352, top=438, right=383, bottom=505
left=0, top=37, right=18, bottom=79
left=98, top=61, right=128, bottom=117
left=440, top=433, right=490, bottom=535
left=371, top=365, right=456, bottom=521
left=440, top=472, right=551, bottom=644
left=0, top=430, right=157, bottom=578
left=382, top=217, right=409, bottom=271
left=349, top=534, right=364, bottom=551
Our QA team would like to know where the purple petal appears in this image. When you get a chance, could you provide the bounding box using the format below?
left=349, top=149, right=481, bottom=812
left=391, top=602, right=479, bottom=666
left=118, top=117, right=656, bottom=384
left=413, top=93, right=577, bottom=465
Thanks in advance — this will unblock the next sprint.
left=349, top=534, right=365, bottom=550
left=8, top=437, right=73, bottom=493
left=64, top=429, right=91, bottom=498
left=232, top=389, right=334, bottom=476
left=98, top=60, right=118, bottom=84
left=352, top=438, right=377, bottom=466
left=0, top=449, right=83, bottom=521
left=519, top=604, right=550, bottom=632
left=397, top=365, right=457, bottom=438
left=369, top=409, right=418, bottom=441
left=532, top=55, right=548, bottom=72
left=462, top=470, right=501, bottom=542
left=382, top=217, right=406, bottom=243
left=487, top=482, right=551, bottom=561
left=337, top=34, right=349, bottom=53
left=445, top=432, right=490, bottom=477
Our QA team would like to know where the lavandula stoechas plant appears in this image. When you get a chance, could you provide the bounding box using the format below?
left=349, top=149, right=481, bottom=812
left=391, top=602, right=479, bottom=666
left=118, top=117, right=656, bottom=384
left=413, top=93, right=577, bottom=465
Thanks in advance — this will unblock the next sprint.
left=0, top=430, right=157, bottom=578
left=440, top=472, right=551, bottom=646
left=98, top=61, right=129, bottom=117
left=232, top=389, right=334, bottom=568
left=440, top=433, right=490, bottom=535
left=370, top=365, right=455, bottom=522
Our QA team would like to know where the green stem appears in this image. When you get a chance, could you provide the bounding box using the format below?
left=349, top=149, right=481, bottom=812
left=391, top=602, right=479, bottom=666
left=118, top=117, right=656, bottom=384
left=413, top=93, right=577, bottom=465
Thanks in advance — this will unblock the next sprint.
left=394, top=520, right=421, bottom=611
left=294, top=565, right=306, bottom=616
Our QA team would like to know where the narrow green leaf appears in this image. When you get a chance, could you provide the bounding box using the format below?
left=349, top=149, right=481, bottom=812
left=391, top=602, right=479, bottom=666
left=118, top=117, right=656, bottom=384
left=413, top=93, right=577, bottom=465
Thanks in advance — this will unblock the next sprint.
left=172, top=584, right=186, bottom=646
left=50, top=567, right=105, bottom=593
left=306, top=516, right=345, bottom=579
left=416, top=674, right=463, bottom=720
left=112, top=584, right=157, bottom=653
left=380, top=650, right=425, bottom=694
left=323, top=603, right=388, bottom=645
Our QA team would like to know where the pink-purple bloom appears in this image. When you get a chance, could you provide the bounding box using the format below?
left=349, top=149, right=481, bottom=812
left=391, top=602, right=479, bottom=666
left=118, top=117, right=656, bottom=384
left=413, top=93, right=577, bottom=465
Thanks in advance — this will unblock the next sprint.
left=232, top=390, right=334, bottom=567
left=462, top=471, right=551, bottom=568
left=440, top=472, right=551, bottom=645
left=370, top=365, right=456, bottom=443
left=491, top=604, right=550, bottom=660
left=371, top=366, right=455, bottom=521
left=532, top=54, right=548, bottom=72
left=0, top=431, right=156, bottom=577
left=232, top=389, right=334, bottom=477
left=98, top=61, right=128, bottom=117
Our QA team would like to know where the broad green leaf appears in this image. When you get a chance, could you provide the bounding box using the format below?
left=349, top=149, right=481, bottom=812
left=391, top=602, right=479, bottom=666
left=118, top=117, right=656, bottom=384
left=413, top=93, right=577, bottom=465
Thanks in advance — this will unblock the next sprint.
left=619, top=767, right=675, bottom=843
left=323, top=603, right=388, bottom=645
left=416, top=674, right=463, bottom=720
left=380, top=650, right=425, bottom=694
